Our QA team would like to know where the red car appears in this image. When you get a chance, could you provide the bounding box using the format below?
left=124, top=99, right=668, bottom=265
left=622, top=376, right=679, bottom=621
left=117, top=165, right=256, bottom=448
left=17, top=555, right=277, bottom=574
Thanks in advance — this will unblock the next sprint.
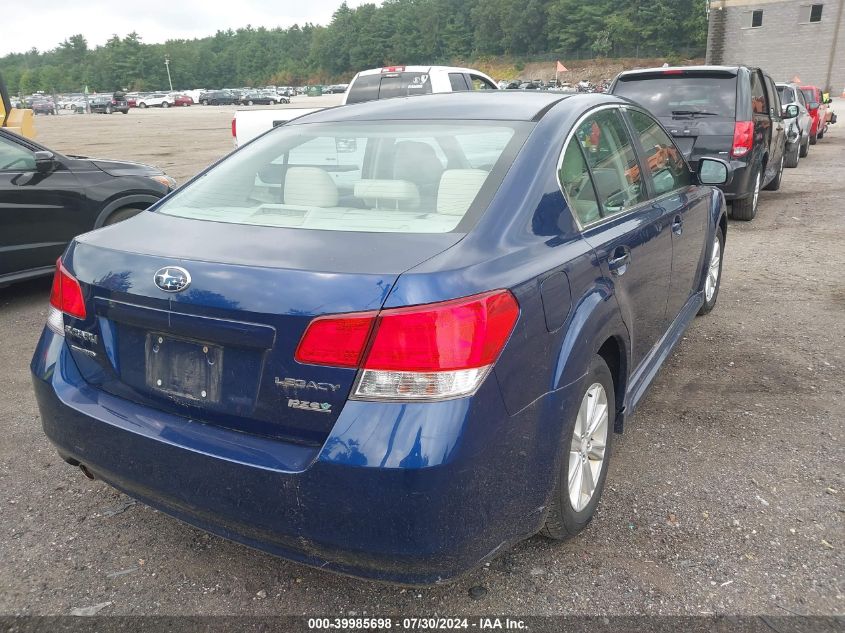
left=173, top=94, right=193, bottom=107
left=126, top=96, right=137, bottom=108
left=800, top=85, right=830, bottom=144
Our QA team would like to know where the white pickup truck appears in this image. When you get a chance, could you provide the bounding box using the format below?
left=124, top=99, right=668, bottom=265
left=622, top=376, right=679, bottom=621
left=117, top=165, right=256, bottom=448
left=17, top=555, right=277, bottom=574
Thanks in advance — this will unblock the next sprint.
left=232, top=108, right=323, bottom=146
left=232, top=65, right=499, bottom=147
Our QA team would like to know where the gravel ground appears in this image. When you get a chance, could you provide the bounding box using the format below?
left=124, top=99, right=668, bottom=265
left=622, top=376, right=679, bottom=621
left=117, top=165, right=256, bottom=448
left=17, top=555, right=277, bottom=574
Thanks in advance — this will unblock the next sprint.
left=0, top=102, right=842, bottom=616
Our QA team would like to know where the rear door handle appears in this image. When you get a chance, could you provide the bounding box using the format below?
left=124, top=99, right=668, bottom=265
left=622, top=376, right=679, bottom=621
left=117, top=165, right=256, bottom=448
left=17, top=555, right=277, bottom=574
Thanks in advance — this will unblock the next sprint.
left=608, top=247, right=631, bottom=275
left=672, top=215, right=683, bottom=235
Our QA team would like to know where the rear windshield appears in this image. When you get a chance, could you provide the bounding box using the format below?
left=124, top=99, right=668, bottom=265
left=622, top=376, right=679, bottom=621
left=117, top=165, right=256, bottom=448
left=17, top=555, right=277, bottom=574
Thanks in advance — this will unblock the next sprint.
left=157, top=120, right=529, bottom=234
left=346, top=72, right=433, bottom=104
left=614, top=74, right=738, bottom=118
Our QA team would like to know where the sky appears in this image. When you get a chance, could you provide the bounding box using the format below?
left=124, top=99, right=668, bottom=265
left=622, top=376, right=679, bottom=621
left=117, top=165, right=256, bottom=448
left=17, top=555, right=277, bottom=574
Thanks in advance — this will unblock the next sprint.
left=0, top=0, right=376, bottom=56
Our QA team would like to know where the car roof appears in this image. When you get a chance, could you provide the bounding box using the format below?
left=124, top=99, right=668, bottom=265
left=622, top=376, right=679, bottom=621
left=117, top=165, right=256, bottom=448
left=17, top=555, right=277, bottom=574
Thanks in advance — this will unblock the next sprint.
left=291, top=92, right=628, bottom=124
left=618, top=65, right=742, bottom=78
left=355, top=65, right=489, bottom=76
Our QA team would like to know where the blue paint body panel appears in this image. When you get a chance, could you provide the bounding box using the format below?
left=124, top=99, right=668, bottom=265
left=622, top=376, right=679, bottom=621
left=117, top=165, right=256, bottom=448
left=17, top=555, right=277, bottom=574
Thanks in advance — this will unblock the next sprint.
left=32, top=92, right=727, bottom=583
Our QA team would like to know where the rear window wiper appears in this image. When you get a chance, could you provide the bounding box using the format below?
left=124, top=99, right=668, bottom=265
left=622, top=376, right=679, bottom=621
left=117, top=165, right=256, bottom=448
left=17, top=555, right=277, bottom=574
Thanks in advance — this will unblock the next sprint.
left=671, top=109, right=720, bottom=117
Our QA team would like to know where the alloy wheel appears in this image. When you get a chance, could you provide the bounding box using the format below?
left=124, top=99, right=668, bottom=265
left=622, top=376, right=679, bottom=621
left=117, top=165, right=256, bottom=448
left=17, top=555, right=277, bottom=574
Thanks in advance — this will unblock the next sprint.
left=705, top=234, right=721, bottom=302
left=569, top=383, right=609, bottom=512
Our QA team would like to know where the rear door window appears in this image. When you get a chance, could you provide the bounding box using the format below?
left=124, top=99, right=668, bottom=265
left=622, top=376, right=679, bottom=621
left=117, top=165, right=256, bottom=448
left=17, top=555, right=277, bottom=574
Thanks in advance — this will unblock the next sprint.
left=572, top=108, right=647, bottom=217
left=449, top=73, right=469, bottom=91
left=613, top=74, right=738, bottom=118
left=750, top=71, right=767, bottom=114
left=347, top=72, right=433, bottom=103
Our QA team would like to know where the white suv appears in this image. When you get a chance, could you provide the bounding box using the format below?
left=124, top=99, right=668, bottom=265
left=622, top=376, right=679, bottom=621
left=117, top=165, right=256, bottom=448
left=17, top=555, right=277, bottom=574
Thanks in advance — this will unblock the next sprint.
left=136, top=93, right=173, bottom=108
left=342, top=65, right=498, bottom=105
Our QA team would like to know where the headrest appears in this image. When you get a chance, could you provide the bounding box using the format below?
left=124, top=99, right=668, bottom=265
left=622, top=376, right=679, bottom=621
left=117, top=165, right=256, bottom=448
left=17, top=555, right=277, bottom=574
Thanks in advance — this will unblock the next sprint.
left=284, top=167, right=338, bottom=207
left=354, top=179, right=420, bottom=208
left=436, top=169, right=488, bottom=216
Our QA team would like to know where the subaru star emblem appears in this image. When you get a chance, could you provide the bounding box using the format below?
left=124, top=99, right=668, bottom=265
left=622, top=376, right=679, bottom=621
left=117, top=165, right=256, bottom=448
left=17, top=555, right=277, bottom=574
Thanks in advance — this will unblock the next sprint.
left=154, top=266, right=191, bottom=292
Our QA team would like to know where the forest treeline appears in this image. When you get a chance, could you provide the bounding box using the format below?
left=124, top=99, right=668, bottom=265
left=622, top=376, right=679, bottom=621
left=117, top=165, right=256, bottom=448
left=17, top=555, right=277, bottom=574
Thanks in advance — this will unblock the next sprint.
left=0, top=0, right=707, bottom=94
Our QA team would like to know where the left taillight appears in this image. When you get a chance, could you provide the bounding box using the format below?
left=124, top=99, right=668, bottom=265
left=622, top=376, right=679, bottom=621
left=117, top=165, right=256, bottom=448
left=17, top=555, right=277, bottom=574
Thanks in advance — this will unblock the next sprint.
left=47, top=259, right=86, bottom=335
left=295, top=290, right=520, bottom=401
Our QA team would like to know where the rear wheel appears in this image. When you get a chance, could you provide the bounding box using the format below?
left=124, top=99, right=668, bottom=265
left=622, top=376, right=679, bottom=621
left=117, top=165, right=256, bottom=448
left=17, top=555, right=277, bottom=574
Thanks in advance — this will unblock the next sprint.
left=542, top=356, right=614, bottom=540
left=139, top=102, right=147, bottom=109
left=817, top=127, right=825, bottom=139
left=784, top=143, right=800, bottom=168
left=247, top=100, right=254, bottom=106
left=162, top=101, right=170, bottom=108
left=731, top=169, right=760, bottom=221
left=105, top=105, right=113, bottom=114
left=764, top=155, right=784, bottom=191
left=202, top=99, right=209, bottom=106
left=810, top=130, right=818, bottom=145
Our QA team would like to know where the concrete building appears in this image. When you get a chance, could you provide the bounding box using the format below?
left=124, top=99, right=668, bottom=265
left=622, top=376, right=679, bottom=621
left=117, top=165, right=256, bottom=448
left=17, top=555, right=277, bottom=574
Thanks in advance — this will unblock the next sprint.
left=706, top=0, right=845, bottom=94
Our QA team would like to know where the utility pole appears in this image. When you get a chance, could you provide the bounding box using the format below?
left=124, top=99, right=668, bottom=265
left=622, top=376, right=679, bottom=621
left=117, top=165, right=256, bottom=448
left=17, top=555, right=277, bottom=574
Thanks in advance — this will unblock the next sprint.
left=164, top=56, right=174, bottom=92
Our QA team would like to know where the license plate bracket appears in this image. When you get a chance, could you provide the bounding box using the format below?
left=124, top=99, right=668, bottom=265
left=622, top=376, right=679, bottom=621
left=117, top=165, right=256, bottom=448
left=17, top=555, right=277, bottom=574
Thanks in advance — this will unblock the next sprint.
left=145, top=332, right=223, bottom=403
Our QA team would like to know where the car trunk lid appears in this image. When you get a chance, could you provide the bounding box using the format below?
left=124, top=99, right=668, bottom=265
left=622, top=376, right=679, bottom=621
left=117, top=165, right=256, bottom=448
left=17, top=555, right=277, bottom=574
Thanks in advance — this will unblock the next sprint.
left=63, top=211, right=463, bottom=445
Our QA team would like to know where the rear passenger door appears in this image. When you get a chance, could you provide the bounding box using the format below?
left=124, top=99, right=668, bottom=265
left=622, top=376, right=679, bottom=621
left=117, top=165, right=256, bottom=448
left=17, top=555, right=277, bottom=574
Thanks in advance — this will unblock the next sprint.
left=626, top=108, right=708, bottom=320
left=750, top=70, right=773, bottom=179
left=764, top=75, right=786, bottom=173
left=562, top=106, right=674, bottom=370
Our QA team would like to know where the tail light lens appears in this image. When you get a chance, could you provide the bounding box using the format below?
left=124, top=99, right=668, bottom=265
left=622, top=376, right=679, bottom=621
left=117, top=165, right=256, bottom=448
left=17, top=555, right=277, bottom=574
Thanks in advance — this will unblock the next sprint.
left=295, top=290, right=519, bottom=401
left=731, top=121, right=754, bottom=158
left=48, top=259, right=86, bottom=334
left=231, top=117, right=236, bottom=138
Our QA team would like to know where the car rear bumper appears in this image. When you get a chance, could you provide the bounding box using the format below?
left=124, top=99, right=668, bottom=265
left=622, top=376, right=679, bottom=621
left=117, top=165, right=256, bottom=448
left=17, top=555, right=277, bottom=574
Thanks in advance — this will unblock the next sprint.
left=32, top=329, right=572, bottom=584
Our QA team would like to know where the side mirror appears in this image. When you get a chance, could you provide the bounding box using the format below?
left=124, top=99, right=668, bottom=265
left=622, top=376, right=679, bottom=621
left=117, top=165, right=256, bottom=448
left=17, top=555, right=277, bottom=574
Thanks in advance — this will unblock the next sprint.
left=33, top=150, right=56, bottom=173
left=697, top=158, right=731, bottom=186
left=809, top=101, right=820, bottom=110
left=783, top=104, right=800, bottom=119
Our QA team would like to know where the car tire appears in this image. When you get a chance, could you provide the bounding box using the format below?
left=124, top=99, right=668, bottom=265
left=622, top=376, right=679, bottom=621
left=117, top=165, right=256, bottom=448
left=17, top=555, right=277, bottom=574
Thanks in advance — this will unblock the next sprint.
left=211, top=100, right=218, bottom=106
left=731, top=168, right=760, bottom=221
left=541, top=355, right=614, bottom=540
left=247, top=100, right=254, bottom=106
left=764, top=155, right=784, bottom=191
left=810, top=131, right=817, bottom=145
left=122, top=110, right=128, bottom=114
left=103, top=207, right=143, bottom=226
left=799, top=136, right=810, bottom=158
left=162, top=101, right=170, bottom=108
left=697, top=225, right=724, bottom=316
left=105, top=106, right=113, bottom=114
left=817, top=128, right=825, bottom=139
left=202, top=99, right=209, bottom=106
left=784, top=143, right=800, bottom=168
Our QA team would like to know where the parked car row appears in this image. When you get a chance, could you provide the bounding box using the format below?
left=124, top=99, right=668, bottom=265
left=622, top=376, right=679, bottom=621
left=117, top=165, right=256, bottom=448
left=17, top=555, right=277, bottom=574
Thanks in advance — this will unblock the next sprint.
left=611, top=65, right=835, bottom=221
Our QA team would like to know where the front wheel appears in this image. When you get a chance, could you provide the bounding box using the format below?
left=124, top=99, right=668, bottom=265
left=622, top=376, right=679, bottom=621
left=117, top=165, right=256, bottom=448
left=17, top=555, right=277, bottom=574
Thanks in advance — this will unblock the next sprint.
left=162, top=101, right=170, bottom=108
left=542, top=356, right=614, bottom=540
left=810, top=130, right=818, bottom=145
left=139, top=102, right=147, bottom=109
left=799, top=135, right=810, bottom=158
left=698, top=226, right=724, bottom=316
left=201, top=99, right=209, bottom=106
left=105, top=106, right=113, bottom=114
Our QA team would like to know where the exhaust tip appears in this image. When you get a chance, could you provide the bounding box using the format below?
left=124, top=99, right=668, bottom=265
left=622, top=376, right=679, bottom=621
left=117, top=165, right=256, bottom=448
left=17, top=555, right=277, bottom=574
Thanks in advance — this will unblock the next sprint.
left=79, top=464, right=96, bottom=480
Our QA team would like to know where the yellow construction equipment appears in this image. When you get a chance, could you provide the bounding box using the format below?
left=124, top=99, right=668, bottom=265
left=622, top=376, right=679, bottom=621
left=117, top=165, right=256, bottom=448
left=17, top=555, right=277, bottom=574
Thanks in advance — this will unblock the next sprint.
left=0, top=72, right=35, bottom=138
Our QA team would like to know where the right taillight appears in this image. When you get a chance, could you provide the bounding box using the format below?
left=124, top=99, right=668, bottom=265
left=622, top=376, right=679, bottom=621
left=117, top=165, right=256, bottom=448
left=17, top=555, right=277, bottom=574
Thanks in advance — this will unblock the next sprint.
left=231, top=117, right=236, bottom=138
left=295, top=290, right=520, bottom=401
left=48, top=259, right=86, bottom=334
left=731, top=121, right=754, bottom=158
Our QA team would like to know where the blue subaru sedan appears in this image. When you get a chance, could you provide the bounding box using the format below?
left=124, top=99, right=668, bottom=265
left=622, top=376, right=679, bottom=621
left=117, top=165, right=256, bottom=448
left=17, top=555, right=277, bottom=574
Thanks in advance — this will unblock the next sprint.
left=32, top=92, right=730, bottom=584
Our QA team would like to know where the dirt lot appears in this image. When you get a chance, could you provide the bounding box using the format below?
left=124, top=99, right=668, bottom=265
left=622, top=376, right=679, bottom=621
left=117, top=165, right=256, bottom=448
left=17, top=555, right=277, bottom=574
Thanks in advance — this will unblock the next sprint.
left=0, top=102, right=842, bottom=616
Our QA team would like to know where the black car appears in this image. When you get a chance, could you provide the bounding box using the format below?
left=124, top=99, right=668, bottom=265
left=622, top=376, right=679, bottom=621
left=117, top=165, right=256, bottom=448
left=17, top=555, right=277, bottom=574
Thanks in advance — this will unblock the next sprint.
left=0, top=128, right=175, bottom=286
left=611, top=65, right=797, bottom=220
left=198, top=90, right=239, bottom=106
left=89, top=95, right=129, bottom=114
